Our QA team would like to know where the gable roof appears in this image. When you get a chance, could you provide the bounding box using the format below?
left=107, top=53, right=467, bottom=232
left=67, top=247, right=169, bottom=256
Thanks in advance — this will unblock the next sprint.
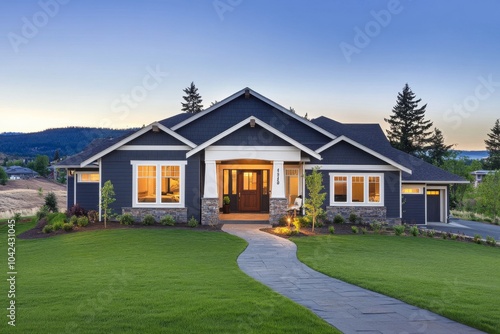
left=311, top=116, right=468, bottom=183
left=186, top=116, right=322, bottom=159
left=171, top=87, right=337, bottom=141
left=56, top=137, right=125, bottom=168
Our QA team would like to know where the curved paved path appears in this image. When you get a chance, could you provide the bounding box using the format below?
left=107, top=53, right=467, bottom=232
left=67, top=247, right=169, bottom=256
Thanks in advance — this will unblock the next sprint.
left=222, top=224, right=482, bottom=334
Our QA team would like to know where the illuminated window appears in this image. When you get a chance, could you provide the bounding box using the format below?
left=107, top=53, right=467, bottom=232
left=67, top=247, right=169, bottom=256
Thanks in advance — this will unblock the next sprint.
left=133, top=161, right=185, bottom=207
left=330, top=173, right=384, bottom=205
left=402, top=185, right=423, bottom=194
left=243, top=172, right=257, bottom=190
left=285, top=169, right=299, bottom=204
left=78, top=173, right=99, bottom=182
left=262, top=170, right=269, bottom=195
left=427, top=190, right=440, bottom=196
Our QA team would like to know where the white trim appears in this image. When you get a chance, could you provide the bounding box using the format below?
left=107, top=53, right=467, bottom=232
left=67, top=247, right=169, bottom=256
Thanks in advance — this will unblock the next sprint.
left=328, top=172, right=385, bottom=206
left=80, top=123, right=196, bottom=167
left=401, top=184, right=425, bottom=194
left=77, top=172, right=100, bottom=183
left=171, top=87, right=337, bottom=140
left=402, top=180, right=469, bottom=184
left=117, top=145, right=191, bottom=151
left=285, top=167, right=300, bottom=205
left=130, top=160, right=187, bottom=208
left=399, top=171, right=402, bottom=219
left=73, top=172, right=77, bottom=206
left=316, top=136, right=412, bottom=174
left=305, top=164, right=399, bottom=171
left=98, top=159, right=102, bottom=221
left=206, top=146, right=301, bottom=162
left=186, top=116, right=322, bottom=160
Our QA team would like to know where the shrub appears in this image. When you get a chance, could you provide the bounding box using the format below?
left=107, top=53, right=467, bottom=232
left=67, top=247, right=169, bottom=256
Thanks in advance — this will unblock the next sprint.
left=142, top=214, right=155, bottom=226
left=473, top=234, right=482, bottom=244
left=48, top=212, right=67, bottom=225
left=69, top=215, right=78, bottom=225
left=370, top=221, right=384, bottom=234
left=333, top=214, right=345, bottom=224
left=52, top=221, right=64, bottom=231
left=11, top=212, right=22, bottom=222
left=62, top=222, right=74, bottom=231
left=120, top=213, right=135, bottom=225
left=42, top=225, right=53, bottom=233
left=361, top=227, right=368, bottom=234
left=328, top=226, right=335, bottom=234
left=315, top=220, right=324, bottom=228
left=426, top=229, right=435, bottom=238
left=298, top=216, right=312, bottom=228
left=36, top=205, right=50, bottom=221
left=441, top=233, right=447, bottom=239
left=450, top=234, right=458, bottom=240
left=393, top=225, right=405, bottom=236
left=484, top=217, right=493, bottom=223
left=44, top=192, right=58, bottom=212
left=188, top=216, right=199, bottom=228
left=409, top=226, right=419, bottom=237
left=275, top=227, right=293, bottom=236
left=351, top=226, right=359, bottom=234
left=486, top=236, right=496, bottom=246
left=348, top=212, right=358, bottom=224
left=87, top=210, right=98, bottom=223
left=278, top=215, right=289, bottom=227
left=77, top=216, right=89, bottom=227
left=160, top=215, right=175, bottom=226
left=68, top=204, right=86, bottom=217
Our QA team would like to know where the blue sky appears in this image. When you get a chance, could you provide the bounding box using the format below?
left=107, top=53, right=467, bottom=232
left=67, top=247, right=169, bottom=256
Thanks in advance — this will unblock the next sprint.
left=1, top=0, right=499, bottom=150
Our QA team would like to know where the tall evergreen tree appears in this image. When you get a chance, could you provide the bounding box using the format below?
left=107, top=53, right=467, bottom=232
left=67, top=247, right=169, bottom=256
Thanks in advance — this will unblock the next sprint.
left=384, top=84, right=433, bottom=157
left=485, top=119, right=500, bottom=170
left=426, top=128, right=453, bottom=166
left=181, top=82, right=203, bottom=113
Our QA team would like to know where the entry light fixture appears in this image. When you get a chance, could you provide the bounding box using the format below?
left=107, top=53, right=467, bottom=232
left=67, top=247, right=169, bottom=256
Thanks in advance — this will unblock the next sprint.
left=250, top=118, right=256, bottom=128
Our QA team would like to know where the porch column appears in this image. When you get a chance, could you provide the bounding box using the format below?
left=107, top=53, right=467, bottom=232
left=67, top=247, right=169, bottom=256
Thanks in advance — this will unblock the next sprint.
left=269, top=160, right=287, bottom=225
left=201, top=160, right=219, bottom=225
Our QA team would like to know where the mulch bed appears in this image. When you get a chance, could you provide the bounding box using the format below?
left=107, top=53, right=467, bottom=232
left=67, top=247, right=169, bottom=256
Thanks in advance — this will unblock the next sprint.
left=18, top=220, right=222, bottom=240
left=262, top=223, right=379, bottom=238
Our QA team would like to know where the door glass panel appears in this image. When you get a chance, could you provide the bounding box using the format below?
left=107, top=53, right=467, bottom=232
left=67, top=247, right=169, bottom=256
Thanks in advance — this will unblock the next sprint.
left=223, top=169, right=229, bottom=194
left=231, top=170, right=237, bottom=194
left=243, top=172, right=257, bottom=190
left=262, top=170, right=268, bottom=195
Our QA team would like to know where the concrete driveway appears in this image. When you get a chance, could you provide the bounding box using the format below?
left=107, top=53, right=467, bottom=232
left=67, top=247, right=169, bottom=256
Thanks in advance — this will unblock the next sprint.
left=426, top=219, right=500, bottom=241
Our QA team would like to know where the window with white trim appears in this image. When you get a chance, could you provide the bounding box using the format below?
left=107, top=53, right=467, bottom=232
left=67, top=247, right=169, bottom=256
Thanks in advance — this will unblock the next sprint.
left=285, top=168, right=299, bottom=204
left=132, top=161, right=186, bottom=207
left=330, top=173, right=383, bottom=206
left=78, top=173, right=100, bottom=183
left=402, top=185, right=423, bottom=194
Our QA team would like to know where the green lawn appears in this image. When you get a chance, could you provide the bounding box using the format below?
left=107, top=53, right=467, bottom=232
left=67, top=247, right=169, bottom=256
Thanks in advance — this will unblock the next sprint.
left=0, top=223, right=339, bottom=334
left=293, top=234, right=500, bottom=333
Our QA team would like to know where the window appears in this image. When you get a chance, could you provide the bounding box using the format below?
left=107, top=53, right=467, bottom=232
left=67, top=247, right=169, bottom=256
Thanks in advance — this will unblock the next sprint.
left=285, top=169, right=299, bottom=204
left=243, top=172, right=257, bottom=190
left=78, top=173, right=99, bottom=183
left=262, top=170, right=269, bottom=195
left=330, top=173, right=383, bottom=206
left=132, top=161, right=186, bottom=207
left=427, top=190, right=440, bottom=196
left=402, top=185, right=423, bottom=194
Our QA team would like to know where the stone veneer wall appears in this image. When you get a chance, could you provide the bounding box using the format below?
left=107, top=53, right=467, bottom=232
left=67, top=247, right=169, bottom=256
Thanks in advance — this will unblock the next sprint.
left=269, top=198, right=288, bottom=226
left=326, top=206, right=392, bottom=224
left=122, top=207, right=188, bottom=223
left=201, top=198, right=219, bottom=225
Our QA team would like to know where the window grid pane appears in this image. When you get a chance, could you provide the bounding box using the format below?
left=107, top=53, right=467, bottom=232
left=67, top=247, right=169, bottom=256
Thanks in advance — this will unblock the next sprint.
left=334, top=176, right=347, bottom=202
left=351, top=176, right=364, bottom=202
left=138, top=166, right=156, bottom=203
left=369, top=176, right=380, bottom=202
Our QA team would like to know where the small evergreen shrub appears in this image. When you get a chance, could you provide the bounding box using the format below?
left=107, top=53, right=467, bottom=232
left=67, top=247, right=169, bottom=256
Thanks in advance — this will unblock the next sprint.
left=36, top=205, right=50, bottom=221
left=12, top=212, right=22, bottom=222
left=370, top=221, right=384, bottom=234
left=298, top=216, right=312, bottom=228
left=486, top=236, right=496, bottom=246
left=351, top=226, right=359, bottom=234
left=77, top=216, right=89, bottom=227
left=187, top=216, right=199, bottom=228
left=142, top=214, right=155, bottom=226
left=361, top=227, right=368, bottom=234
left=450, top=234, right=458, bottom=240
left=426, top=229, right=435, bottom=238
left=42, top=225, right=53, bottom=233
left=333, top=214, right=345, bottom=224
left=160, top=215, right=175, bottom=226
left=62, top=222, right=74, bottom=231
left=409, top=225, right=419, bottom=237
left=120, top=213, right=135, bottom=225
left=348, top=212, right=358, bottom=224
left=275, top=227, right=292, bottom=236
left=393, top=225, right=405, bottom=236
left=87, top=210, right=98, bottom=223
left=484, top=217, right=493, bottom=223
left=44, top=192, right=58, bottom=212
left=473, top=234, right=482, bottom=244
left=441, top=233, right=447, bottom=239
left=69, top=215, right=78, bottom=225
left=328, top=226, right=335, bottom=234
left=315, top=220, right=324, bottom=228
left=52, top=221, right=64, bottom=231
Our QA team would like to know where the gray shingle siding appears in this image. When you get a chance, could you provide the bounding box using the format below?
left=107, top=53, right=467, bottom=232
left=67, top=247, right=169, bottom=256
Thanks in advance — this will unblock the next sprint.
left=176, top=95, right=330, bottom=149
left=312, top=141, right=388, bottom=165
left=185, top=154, right=202, bottom=222
left=127, top=130, right=186, bottom=146
left=74, top=183, right=99, bottom=211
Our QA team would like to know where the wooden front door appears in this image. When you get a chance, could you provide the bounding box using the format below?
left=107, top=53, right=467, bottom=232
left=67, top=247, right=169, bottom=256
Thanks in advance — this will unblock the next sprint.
left=238, top=171, right=261, bottom=212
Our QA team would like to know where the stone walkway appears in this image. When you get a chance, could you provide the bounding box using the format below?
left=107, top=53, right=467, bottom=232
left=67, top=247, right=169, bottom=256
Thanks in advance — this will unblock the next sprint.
left=222, top=224, right=482, bottom=334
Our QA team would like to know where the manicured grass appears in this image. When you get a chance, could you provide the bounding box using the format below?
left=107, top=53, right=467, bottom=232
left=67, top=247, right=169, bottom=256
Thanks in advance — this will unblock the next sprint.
left=293, top=234, right=500, bottom=333
left=0, top=228, right=339, bottom=333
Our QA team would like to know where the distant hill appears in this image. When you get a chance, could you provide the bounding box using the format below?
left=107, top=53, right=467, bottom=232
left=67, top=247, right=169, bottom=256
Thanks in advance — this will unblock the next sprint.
left=0, top=127, right=136, bottom=159
left=455, top=150, right=488, bottom=160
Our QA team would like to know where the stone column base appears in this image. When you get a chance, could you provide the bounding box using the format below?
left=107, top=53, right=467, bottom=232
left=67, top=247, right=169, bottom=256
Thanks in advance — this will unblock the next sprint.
left=201, top=198, right=219, bottom=225
left=269, top=198, right=288, bottom=226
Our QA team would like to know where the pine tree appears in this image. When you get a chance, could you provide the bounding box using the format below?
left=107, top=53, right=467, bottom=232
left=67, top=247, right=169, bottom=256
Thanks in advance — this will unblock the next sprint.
left=53, top=149, right=60, bottom=162
left=426, top=128, right=453, bottom=166
left=485, top=119, right=500, bottom=170
left=181, top=82, right=203, bottom=113
left=384, top=84, right=433, bottom=157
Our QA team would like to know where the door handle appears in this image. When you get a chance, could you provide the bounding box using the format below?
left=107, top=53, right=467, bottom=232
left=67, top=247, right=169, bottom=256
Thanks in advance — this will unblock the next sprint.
left=239, top=192, right=241, bottom=199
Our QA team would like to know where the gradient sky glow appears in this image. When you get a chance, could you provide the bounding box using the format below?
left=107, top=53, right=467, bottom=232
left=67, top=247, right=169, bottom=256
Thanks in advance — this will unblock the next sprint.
left=1, top=0, right=499, bottom=150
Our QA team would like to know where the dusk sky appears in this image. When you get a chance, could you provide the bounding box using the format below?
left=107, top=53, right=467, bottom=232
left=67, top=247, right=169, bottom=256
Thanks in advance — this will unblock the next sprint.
left=1, top=0, right=499, bottom=150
